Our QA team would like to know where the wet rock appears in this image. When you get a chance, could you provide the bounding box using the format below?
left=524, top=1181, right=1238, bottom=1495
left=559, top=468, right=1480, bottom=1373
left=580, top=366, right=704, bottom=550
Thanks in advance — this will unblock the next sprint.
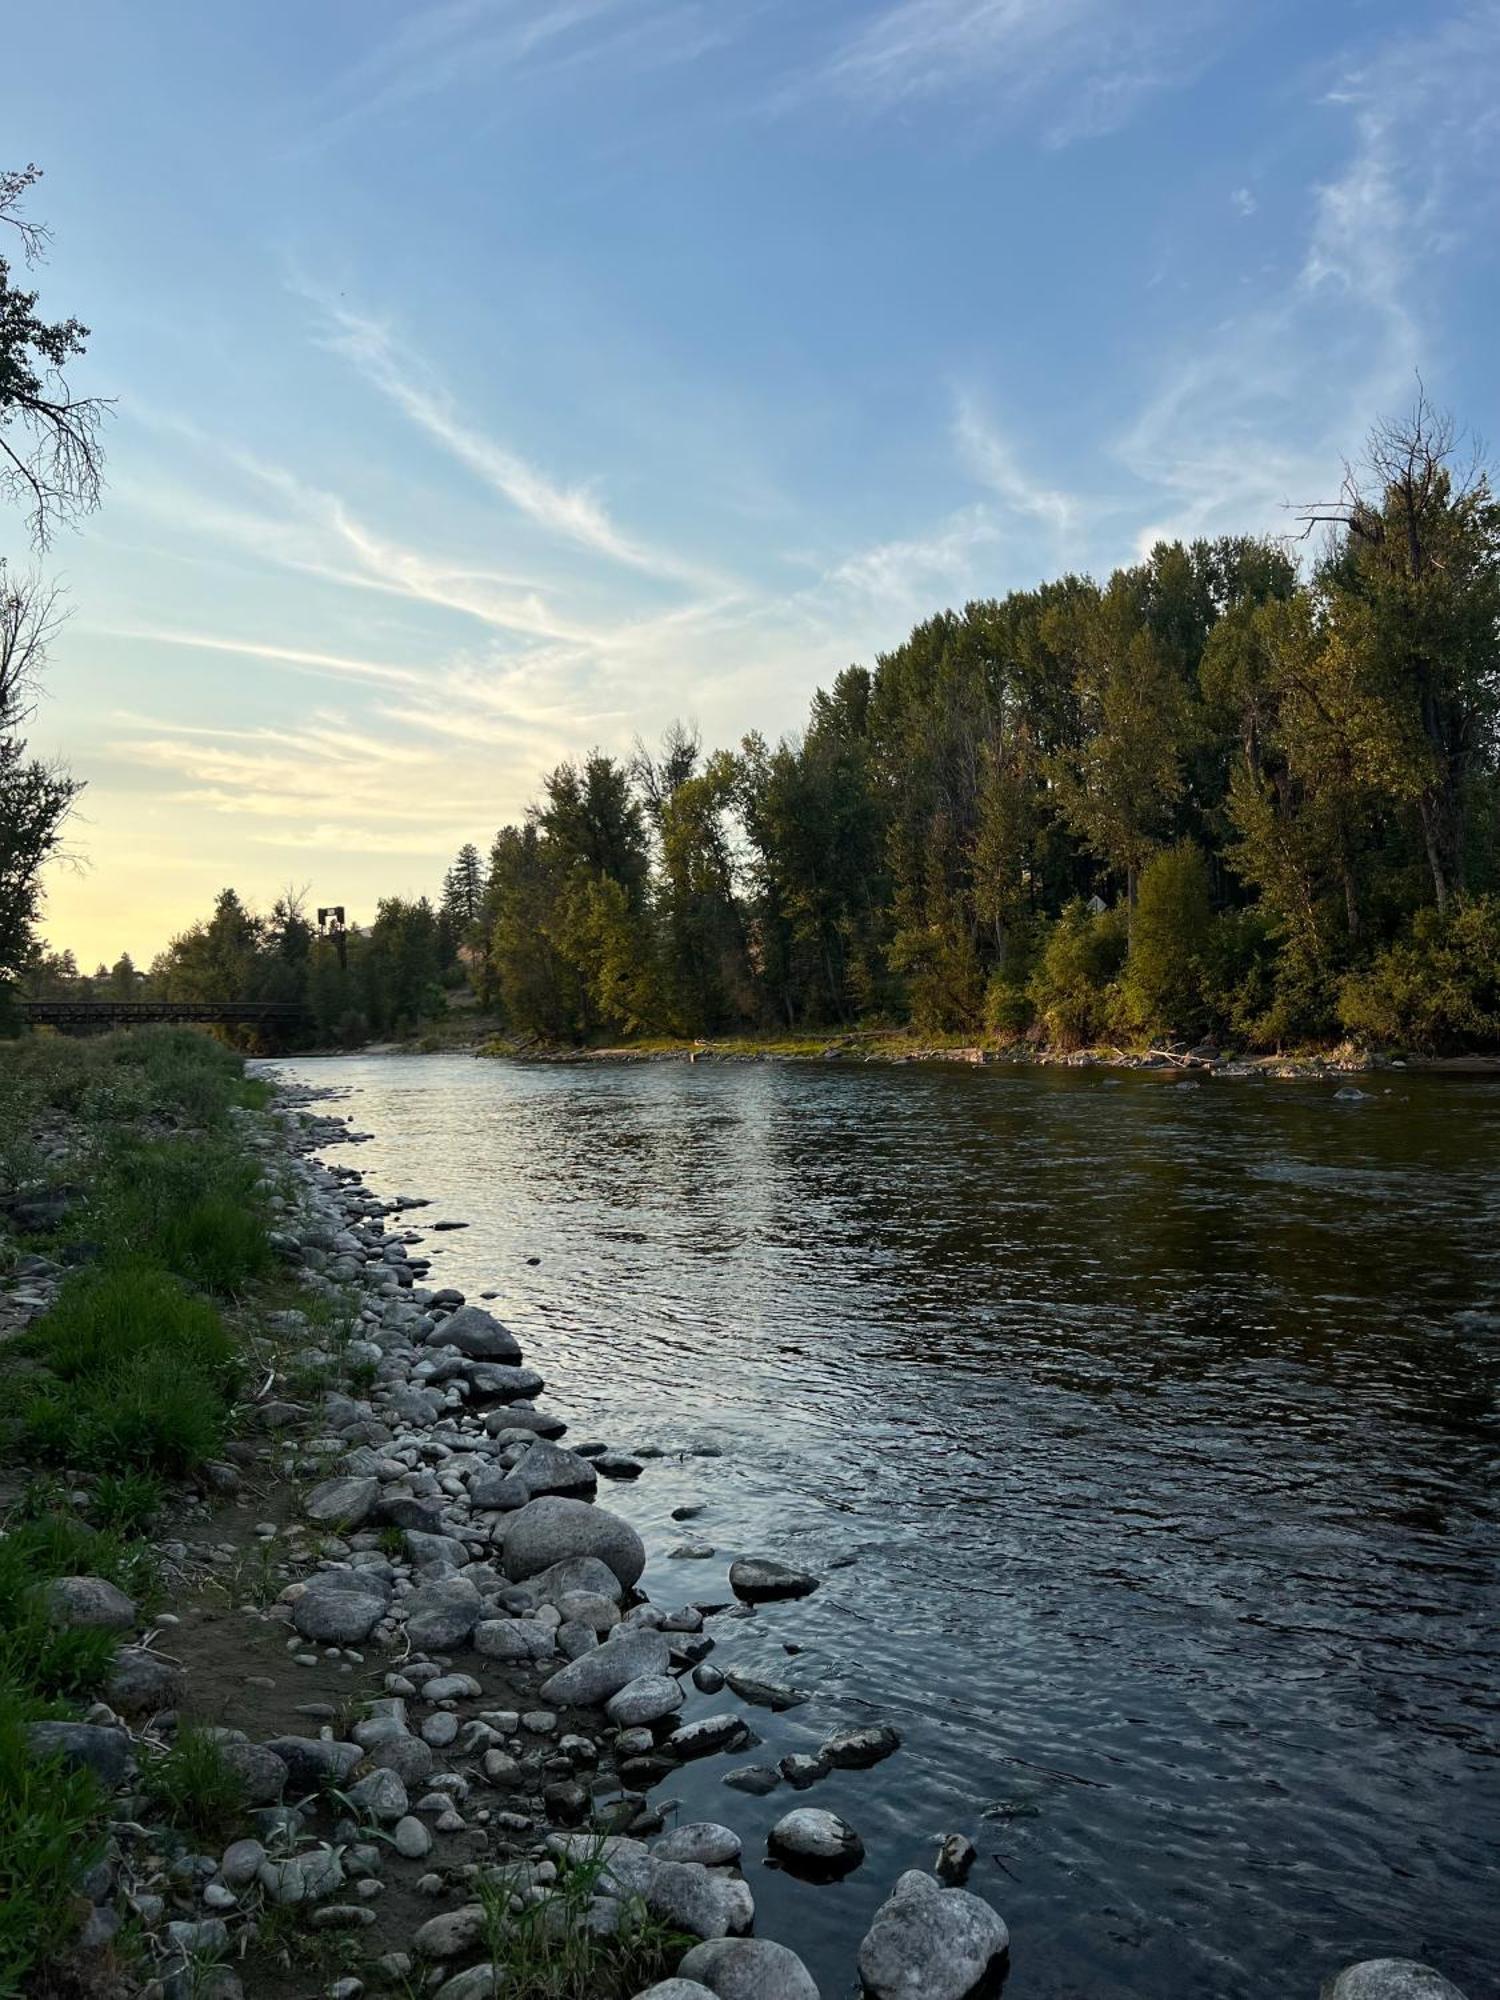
left=677, top=1937, right=821, bottom=2000
left=724, top=1670, right=808, bottom=1711
left=544, top=1779, right=591, bottom=1825
left=606, top=1674, right=684, bottom=1728
left=503, top=1497, right=646, bottom=1591
left=594, top=1451, right=643, bottom=1479
left=664, top=1714, right=750, bottom=1761
left=404, top=1577, right=483, bottom=1650
left=653, top=1823, right=742, bottom=1867
left=779, top=1751, right=831, bottom=1789
left=768, top=1807, right=864, bottom=1880
left=484, top=1406, right=569, bottom=1441
left=1321, top=1966, right=1471, bottom=2000
left=935, top=1834, right=976, bottom=1886
left=427, top=1306, right=522, bottom=1364
left=540, top=1629, right=671, bottom=1706
left=107, top=1647, right=185, bottom=1714
left=465, top=1362, right=545, bottom=1401
left=722, top=1765, right=781, bottom=1796
left=304, top=1475, right=380, bottom=1530
left=727, top=1558, right=820, bottom=1603
left=26, top=1721, right=132, bottom=1785
left=857, top=1869, right=1008, bottom=2000
left=823, top=1723, right=901, bottom=1769
left=645, top=1861, right=754, bottom=1940
left=42, top=1576, right=137, bottom=1630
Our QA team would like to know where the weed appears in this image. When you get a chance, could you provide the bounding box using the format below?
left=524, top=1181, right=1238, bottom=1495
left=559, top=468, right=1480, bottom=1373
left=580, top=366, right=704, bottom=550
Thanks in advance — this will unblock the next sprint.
left=0, top=1509, right=156, bottom=1701
left=475, top=1840, right=692, bottom=2000
left=139, top=1725, right=247, bottom=1841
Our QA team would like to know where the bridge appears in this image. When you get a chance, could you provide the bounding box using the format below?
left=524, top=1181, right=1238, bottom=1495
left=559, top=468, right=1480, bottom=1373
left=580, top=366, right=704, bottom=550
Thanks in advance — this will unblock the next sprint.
left=20, top=998, right=309, bottom=1031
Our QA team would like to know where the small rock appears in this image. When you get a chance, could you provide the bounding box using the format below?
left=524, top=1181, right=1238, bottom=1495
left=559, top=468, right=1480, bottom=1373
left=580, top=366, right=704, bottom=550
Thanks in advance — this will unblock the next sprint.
left=722, top=1765, right=781, bottom=1796
left=393, top=1815, right=433, bottom=1859
left=677, top=1937, right=820, bottom=2000
left=857, top=1868, right=1008, bottom=2000
left=606, top=1674, right=684, bottom=1728
left=42, top=1576, right=137, bottom=1630
left=1321, top=1966, right=1471, bottom=2000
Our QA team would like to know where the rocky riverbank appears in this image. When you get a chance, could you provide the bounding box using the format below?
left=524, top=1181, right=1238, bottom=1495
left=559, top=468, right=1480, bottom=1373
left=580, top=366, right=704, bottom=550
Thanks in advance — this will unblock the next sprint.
left=2, top=1047, right=1474, bottom=2000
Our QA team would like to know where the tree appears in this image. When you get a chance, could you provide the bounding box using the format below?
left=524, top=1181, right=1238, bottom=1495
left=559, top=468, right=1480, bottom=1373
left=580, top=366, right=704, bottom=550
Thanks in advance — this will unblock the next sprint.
left=0, top=562, right=80, bottom=981
left=1, top=166, right=109, bottom=547
left=1300, top=398, right=1500, bottom=911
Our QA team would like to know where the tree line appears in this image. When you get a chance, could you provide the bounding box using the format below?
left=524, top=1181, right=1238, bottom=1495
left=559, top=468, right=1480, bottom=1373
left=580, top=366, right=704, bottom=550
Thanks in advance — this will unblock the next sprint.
left=32, top=399, right=1499, bottom=1056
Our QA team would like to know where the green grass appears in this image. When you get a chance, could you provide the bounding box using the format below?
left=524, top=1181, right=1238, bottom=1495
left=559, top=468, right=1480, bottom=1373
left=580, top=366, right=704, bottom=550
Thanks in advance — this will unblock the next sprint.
left=474, top=1843, right=692, bottom=2000
left=16, top=1264, right=239, bottom=1477
left=91, top=1470, right=166, bottom=1536
left=87, top=1137, right=272, bottom=1294
left=139, top=1725, right=247, bottom=1842
left=0, top=1695, right=106, bottom=1999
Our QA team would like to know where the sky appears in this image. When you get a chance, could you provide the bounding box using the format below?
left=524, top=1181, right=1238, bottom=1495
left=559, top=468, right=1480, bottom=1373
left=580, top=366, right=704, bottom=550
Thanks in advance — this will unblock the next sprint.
left=8, top=0, right=1500, bottom=969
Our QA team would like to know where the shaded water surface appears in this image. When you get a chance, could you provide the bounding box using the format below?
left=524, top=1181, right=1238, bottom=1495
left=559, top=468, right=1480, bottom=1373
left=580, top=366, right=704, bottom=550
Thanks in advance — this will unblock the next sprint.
left=275, top=1054, right=1500, bottom=1999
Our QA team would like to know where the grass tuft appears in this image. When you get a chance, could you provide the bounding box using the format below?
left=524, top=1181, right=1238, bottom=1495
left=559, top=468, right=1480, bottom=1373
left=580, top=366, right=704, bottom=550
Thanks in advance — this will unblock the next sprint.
left=475, top=1840, right=692, bottom=2000
left=139, top=1725, right=247, bottom=1842
left=0, top=1696, right=105, bottom=1997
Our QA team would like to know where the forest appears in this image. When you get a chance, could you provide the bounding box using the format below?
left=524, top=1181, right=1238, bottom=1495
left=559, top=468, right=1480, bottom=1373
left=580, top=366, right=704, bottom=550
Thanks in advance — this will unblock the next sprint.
left=23, top=406, right=1500, bottom=1055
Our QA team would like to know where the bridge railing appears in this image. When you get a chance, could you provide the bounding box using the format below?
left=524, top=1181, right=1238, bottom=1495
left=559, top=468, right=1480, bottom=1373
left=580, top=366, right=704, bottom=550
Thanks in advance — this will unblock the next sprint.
left=19, top=999, right=309, bottom=1028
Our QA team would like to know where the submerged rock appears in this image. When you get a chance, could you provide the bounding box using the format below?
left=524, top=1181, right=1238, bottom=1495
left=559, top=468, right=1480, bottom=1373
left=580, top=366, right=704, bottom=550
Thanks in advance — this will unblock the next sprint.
left=728, top=1557, right=820, bottom=1603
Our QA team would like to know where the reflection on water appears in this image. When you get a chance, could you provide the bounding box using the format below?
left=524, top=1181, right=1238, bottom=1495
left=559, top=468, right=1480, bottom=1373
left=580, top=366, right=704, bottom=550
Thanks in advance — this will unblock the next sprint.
left=274, top=1054, right=1500, bottom=2000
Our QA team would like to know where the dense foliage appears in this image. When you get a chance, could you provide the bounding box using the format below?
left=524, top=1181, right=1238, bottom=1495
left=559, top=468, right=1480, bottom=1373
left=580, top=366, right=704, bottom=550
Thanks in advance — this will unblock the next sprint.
left=27, top=406, right=1500, bottom=1055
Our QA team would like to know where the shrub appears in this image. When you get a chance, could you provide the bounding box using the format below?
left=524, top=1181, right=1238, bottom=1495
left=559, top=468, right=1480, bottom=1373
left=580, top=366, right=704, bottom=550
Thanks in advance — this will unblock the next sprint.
left=1339, top=895, right=1500, bottom=1051
left=1029, top=900, right=1128, bottom=1048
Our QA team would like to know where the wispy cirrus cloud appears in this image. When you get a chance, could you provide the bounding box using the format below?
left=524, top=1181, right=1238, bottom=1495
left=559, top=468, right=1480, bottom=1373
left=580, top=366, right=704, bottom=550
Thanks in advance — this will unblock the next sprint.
left=315, top=302, right=713, bottom=586
left=1114, top=5, right=1500, bottom=554
left=815, top=0, right=1229, bottom=143
left=954, top=398, right=1078, bottom=536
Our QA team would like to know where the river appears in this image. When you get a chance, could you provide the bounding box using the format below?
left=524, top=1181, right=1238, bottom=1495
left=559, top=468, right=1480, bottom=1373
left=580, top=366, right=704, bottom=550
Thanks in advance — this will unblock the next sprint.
left=272, top=1052, right=1500, bottom=2000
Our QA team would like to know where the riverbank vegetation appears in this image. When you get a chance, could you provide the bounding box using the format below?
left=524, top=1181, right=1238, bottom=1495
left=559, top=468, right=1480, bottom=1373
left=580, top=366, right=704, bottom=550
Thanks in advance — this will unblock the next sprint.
left=0, top=1030, right=273, bottom=1991
left=24, top=401, right=1500, bottom=1056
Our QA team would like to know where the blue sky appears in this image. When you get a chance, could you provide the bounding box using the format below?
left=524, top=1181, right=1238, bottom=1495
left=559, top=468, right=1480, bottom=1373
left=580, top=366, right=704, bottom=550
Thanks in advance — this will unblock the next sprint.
left=10, top=0, right=1499, bottom=966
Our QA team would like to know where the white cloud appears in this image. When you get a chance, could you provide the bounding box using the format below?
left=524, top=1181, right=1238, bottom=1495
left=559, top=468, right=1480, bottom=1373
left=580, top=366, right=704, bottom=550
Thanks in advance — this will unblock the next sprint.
left=827, top=507, right=1001, bottom=610
left=816, top=0, right=1228, bottom=143
left=1231, top=186, right=1257, bottom=217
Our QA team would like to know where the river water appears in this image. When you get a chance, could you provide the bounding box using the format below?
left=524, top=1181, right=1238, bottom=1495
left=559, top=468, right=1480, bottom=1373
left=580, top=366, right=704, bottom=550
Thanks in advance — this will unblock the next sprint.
left=273, top=1052, right=1500, bottom=1999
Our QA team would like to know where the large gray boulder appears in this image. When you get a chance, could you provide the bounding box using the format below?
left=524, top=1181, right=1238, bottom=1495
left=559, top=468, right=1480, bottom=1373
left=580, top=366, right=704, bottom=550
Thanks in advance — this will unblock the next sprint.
left=427, top=1306, right=521, bottom=1363
left=503, top=1497, right=645, bottom=1590
left=678, top=1938, right=821, bottom=2000
left=502, top=1441, right=598, bottom=1503
left=857, top=1870, right=1007, bottom=2000
left=539, top=1628, right=671, bottom=1706
left=1321, top=1966, right=1470, bottom=2000
left=403, top=1577, right=482, bottom=1650
left=465, top=1362, right=544, bottom=1401
left=42, top=1575, right=137, bottom=1630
